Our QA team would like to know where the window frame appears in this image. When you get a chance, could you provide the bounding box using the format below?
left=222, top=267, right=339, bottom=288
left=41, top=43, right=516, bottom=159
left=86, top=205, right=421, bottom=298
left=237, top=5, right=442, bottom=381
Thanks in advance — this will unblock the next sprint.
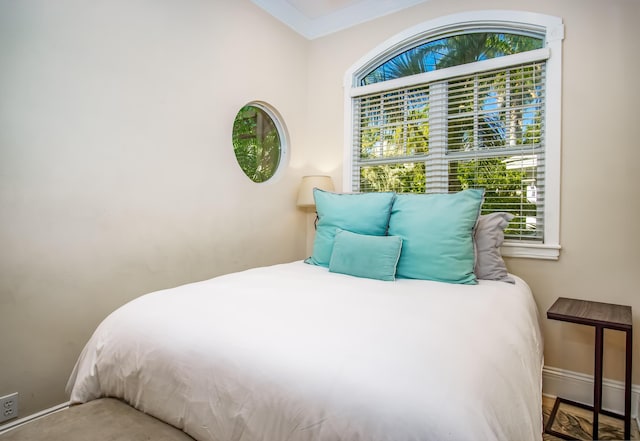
left=343, top=10, right=564, bottom=260
left=232, top=100, right=289, bottom=184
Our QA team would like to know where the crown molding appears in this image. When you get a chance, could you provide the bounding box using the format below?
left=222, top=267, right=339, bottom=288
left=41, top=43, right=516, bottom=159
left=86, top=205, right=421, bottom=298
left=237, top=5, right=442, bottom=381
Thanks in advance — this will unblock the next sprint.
left=251, top=0, right=429, bottom=39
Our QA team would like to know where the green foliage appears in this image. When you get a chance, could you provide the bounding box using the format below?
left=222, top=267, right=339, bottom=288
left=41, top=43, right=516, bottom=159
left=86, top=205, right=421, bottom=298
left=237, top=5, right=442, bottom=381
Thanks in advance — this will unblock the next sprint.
left=360, top=163, right=426, bottom=193
left=232, top=106, right=281, bottom=183
left=361, top=32, right=543, bottom=85
left=453, top=158, right=538, bottom=237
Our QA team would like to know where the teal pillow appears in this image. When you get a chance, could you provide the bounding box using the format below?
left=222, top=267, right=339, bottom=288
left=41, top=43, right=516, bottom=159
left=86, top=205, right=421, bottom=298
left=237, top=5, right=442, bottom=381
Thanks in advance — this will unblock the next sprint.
left=329, top=229, right=403, bottom=281
left=306, top=189, right=396, bottom=267
left=388, top=189, right=484, bottom=284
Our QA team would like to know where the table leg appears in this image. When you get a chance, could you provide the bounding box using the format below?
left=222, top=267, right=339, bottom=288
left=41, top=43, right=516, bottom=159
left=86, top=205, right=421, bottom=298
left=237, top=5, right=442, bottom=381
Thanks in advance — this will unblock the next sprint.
left=593, top=326, right=604, bottom=440
left=625, top=329, right=632, bottom=440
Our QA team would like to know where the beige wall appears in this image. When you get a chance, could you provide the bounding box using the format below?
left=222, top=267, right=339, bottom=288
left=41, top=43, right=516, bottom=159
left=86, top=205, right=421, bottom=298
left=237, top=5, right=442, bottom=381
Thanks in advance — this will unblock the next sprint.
left=2, top=0, right=639, bottom=423
left=305, top=0, right=640, bottom=386
left=0, top=0, right=314, bottom=419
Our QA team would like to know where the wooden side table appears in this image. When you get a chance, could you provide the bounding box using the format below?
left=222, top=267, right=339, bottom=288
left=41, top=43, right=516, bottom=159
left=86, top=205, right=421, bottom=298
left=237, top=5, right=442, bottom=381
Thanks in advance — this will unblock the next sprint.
left=545, top=297, right=633, bottom=440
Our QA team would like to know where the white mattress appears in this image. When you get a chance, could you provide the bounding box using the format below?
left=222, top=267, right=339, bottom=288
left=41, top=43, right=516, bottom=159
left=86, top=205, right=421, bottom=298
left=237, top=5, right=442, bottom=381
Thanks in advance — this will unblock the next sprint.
left=67, top=261, right=543, bottom=441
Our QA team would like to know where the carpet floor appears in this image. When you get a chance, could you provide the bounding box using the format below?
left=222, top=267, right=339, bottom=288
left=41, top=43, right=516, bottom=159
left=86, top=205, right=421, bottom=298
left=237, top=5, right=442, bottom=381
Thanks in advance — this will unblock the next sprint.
left=0, top=395, right=637, bottom=440
left=0, top=398, right=194, bottom=441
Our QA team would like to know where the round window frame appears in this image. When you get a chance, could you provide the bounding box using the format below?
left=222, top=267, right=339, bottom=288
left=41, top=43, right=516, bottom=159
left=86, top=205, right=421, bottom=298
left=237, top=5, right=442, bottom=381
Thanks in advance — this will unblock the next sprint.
left=231, top=101, right=288, bottom=184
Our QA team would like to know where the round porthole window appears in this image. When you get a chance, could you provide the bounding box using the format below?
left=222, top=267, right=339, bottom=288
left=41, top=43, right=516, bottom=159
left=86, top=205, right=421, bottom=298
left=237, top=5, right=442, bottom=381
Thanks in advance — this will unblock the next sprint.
left=232, top=102, right=286, bottom=183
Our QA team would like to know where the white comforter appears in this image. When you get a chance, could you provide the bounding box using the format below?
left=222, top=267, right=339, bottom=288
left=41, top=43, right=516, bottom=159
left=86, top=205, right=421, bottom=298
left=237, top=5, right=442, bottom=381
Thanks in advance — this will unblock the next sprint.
left=67, top=261, right=543, bottom=441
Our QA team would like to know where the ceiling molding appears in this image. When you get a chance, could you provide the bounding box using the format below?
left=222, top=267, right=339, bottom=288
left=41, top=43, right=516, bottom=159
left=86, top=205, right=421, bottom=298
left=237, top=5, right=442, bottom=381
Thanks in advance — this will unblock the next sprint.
left=251, top=0, right=429, bottom=39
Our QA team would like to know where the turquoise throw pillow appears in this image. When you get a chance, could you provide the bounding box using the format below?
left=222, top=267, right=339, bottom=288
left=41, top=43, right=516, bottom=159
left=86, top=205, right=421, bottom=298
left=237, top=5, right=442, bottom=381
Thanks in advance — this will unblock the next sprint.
left=306, top=189, right=396, bottom=267
left=388, top=189, right=484, bottom=284
left=329, top=230, right=403, bottom=281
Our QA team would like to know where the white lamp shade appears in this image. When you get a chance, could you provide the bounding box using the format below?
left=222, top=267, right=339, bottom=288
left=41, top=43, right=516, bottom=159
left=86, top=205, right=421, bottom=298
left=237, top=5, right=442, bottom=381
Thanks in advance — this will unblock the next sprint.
left=297, top=175, right=334, bottom=207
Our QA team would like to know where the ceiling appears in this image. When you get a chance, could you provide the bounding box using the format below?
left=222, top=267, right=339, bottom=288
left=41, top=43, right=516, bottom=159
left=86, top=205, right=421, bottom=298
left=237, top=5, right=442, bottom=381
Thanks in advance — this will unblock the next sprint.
left=250, top=0, right=429, bottom=39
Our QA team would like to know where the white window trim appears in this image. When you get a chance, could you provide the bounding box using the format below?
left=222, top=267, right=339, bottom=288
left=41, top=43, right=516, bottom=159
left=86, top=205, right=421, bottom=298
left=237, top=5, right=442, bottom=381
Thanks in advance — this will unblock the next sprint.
left=237, top=100, right=289, bottom=184
left=343, top=10, right=564, bottom=260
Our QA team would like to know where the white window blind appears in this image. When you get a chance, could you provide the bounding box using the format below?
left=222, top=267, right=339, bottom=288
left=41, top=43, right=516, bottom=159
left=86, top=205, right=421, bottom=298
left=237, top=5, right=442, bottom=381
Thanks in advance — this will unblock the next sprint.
left=352, top=60, right=547, bottom=242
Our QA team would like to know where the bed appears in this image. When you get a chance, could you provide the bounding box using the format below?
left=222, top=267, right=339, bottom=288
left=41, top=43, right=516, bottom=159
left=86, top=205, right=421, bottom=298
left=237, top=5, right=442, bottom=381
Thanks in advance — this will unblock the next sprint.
left=66, top=189, right=544, bottom=441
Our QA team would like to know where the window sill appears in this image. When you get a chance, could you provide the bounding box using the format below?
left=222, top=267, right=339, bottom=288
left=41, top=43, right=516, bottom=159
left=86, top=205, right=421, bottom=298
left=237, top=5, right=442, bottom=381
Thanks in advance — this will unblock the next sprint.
left=501, top=242, right=561, bottom=260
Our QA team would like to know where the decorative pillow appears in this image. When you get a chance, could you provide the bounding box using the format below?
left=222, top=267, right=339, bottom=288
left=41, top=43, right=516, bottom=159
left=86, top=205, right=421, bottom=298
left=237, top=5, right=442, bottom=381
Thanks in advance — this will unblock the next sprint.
left=329, top=229, right=403, bottom=281
left=388, top=189, right=484, bottom=284
left=306, top=189, right=396, bottom=267
left=474, top=212, right=515, bottom=283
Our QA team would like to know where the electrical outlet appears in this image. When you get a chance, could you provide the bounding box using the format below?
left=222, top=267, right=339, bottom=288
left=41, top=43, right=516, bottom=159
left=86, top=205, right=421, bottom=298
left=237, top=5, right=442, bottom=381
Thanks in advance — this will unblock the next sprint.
left=0, top=393, right=18, bottom=423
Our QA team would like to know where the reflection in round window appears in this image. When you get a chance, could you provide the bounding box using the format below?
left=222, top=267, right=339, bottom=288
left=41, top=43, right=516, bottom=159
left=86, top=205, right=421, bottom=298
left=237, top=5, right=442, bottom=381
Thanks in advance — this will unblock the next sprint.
left=232, top=102, right=285, bottom=183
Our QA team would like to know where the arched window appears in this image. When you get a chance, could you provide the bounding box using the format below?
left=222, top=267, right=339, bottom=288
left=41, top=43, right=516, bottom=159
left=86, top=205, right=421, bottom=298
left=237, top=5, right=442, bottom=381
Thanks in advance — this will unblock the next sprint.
left=344, top=11, right=564, bottom=259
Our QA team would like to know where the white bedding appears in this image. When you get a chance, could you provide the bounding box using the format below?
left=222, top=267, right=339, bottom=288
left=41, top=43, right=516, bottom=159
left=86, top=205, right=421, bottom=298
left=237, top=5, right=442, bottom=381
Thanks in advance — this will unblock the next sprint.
left=67, top=261, right=543, bottom=441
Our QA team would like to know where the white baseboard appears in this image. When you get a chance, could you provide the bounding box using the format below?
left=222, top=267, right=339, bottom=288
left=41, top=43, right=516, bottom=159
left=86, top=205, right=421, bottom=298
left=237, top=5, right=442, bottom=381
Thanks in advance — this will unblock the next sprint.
left=0, top=401, right=70, bottom=435
left=543, top=365, right=639, bottom=423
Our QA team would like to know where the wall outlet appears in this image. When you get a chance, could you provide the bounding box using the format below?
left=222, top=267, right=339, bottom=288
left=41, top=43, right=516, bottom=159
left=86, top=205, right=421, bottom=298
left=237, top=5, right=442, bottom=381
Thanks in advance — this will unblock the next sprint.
left=0, top=393, right=18, bottom=423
